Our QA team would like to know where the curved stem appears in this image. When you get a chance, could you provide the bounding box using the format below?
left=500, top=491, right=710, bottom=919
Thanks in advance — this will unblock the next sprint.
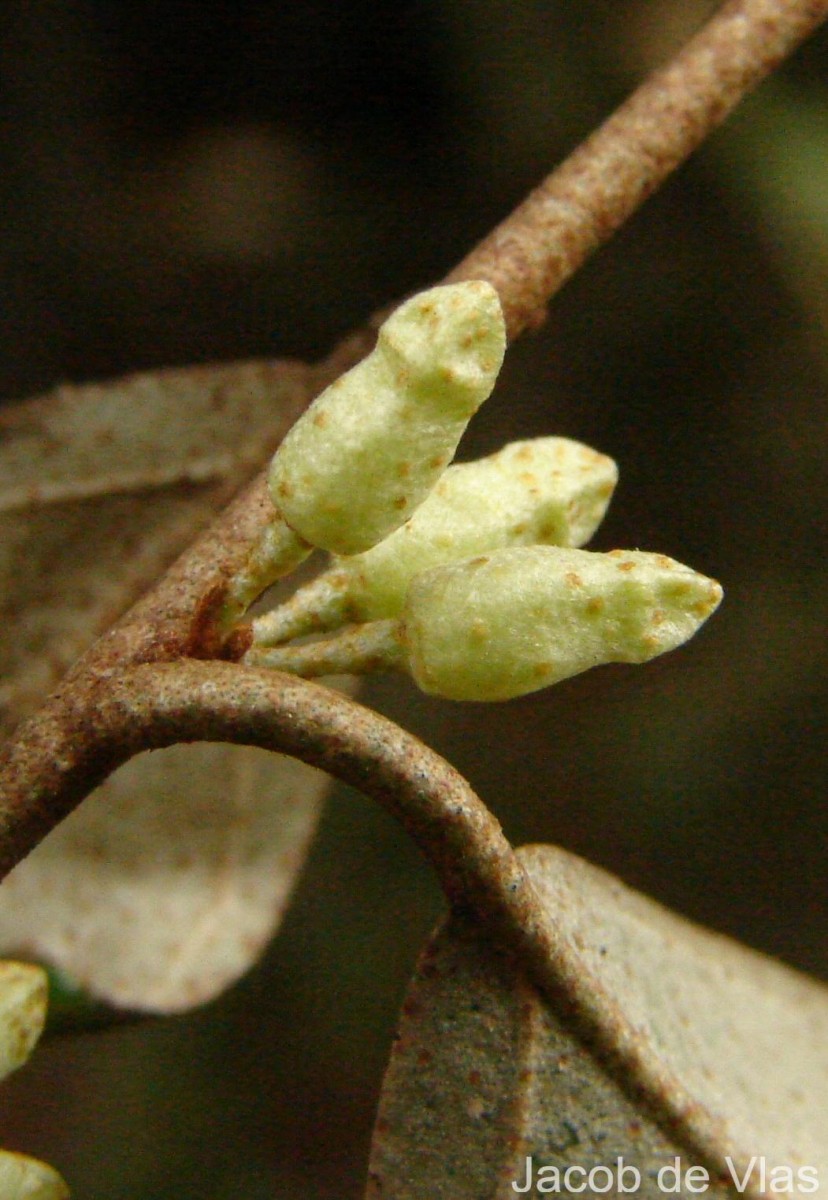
left=1, top=0, right=824, bottom=916
left=5, top=660, right=696, bottom=1143
left=449, top=0, right=828, bottom=339
left=0, top=660, right=564, bottom=1003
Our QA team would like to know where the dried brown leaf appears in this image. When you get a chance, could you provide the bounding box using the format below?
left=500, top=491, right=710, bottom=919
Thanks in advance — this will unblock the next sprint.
left=0, top=359, right=310, bottom=737
left=368, top=845, right=828, bottom=1198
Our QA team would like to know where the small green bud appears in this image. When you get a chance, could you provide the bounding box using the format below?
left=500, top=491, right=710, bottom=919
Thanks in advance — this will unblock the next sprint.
left=0, top=961, right=47, bottom=1080
left=268, top=281, right=506, bottom=555
left=340, top=437, right=618, bottom=619
left=0, top=1151, right=69, bottom=1199
left=252, top=437, right=618, bottom=647
left=400, top=546, right=723, bottom=701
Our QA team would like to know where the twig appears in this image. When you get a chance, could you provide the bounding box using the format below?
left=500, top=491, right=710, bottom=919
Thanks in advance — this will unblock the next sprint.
left=2, top=661, right=543, bottom=941
left=1, top=0, right=825, bottom=881
left=0, top=656, right=659, bottom=1068
left=1, top=658, right=743, bottom=1170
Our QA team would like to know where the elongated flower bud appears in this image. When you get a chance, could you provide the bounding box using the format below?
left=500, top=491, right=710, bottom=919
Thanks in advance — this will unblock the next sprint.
left=342, top=437, right=618, bottom=618
left=252, top=437, right=618, bottom=646
left=268, top=281, right=506, bottom=555
left=400, top=546, right=723, bottom=701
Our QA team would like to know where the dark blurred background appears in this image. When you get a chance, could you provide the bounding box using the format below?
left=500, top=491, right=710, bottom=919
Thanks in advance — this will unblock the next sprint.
left=0, top=1, right=826, bottom=1195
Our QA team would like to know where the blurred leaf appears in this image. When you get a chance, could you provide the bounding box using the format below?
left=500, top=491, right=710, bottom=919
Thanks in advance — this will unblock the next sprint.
left=0, top=357, right=344, bottom=1014
left=0, top=358, right=310, bottom=737
left=0, top=743, right=335, bottom=1013
left=368, top=844, right=828, bottom=1197
left=718, top=83, right=828, bottom=345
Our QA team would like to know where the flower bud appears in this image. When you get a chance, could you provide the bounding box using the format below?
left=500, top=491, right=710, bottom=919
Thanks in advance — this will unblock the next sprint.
left=268, top=281, right=506, bottom=555
left=400, top=546, right=722, bottom=701
left=341, top=437, right=617, bottom=618
left=0, top=961, right=47, bottom=1079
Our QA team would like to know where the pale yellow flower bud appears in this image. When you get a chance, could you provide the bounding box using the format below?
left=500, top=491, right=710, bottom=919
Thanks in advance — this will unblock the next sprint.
left=252, top=437, right=617, bottom=646
left=268, top=281, right=506, bottom=554
left=401, top=546, right=723, bottom=701
left=0, top=961, right=47, bottom=1080
left=0, top=962, right=67, bottom=1195
left=341, top=437, right=618, bottom=619
left=0, top=1151, right=69, bottom=1198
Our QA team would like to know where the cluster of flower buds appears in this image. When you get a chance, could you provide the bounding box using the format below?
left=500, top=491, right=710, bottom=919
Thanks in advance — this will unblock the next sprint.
left=252, top=436, right=618, bottom=643
left=240, top=281, right=722, bottom=702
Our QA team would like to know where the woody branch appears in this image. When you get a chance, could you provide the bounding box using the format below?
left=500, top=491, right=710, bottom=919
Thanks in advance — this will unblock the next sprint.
left=0, top=0, right=824, bottom=882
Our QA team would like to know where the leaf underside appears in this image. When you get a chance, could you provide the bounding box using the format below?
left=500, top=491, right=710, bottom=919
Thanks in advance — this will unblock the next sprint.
left=0, top=358, right=310, bottom=738
left=0, top=742, right=331, bottom=1012
left=0, top=360, right=348, bottom=1013
left=368, top=845, right=828, bottom=1199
